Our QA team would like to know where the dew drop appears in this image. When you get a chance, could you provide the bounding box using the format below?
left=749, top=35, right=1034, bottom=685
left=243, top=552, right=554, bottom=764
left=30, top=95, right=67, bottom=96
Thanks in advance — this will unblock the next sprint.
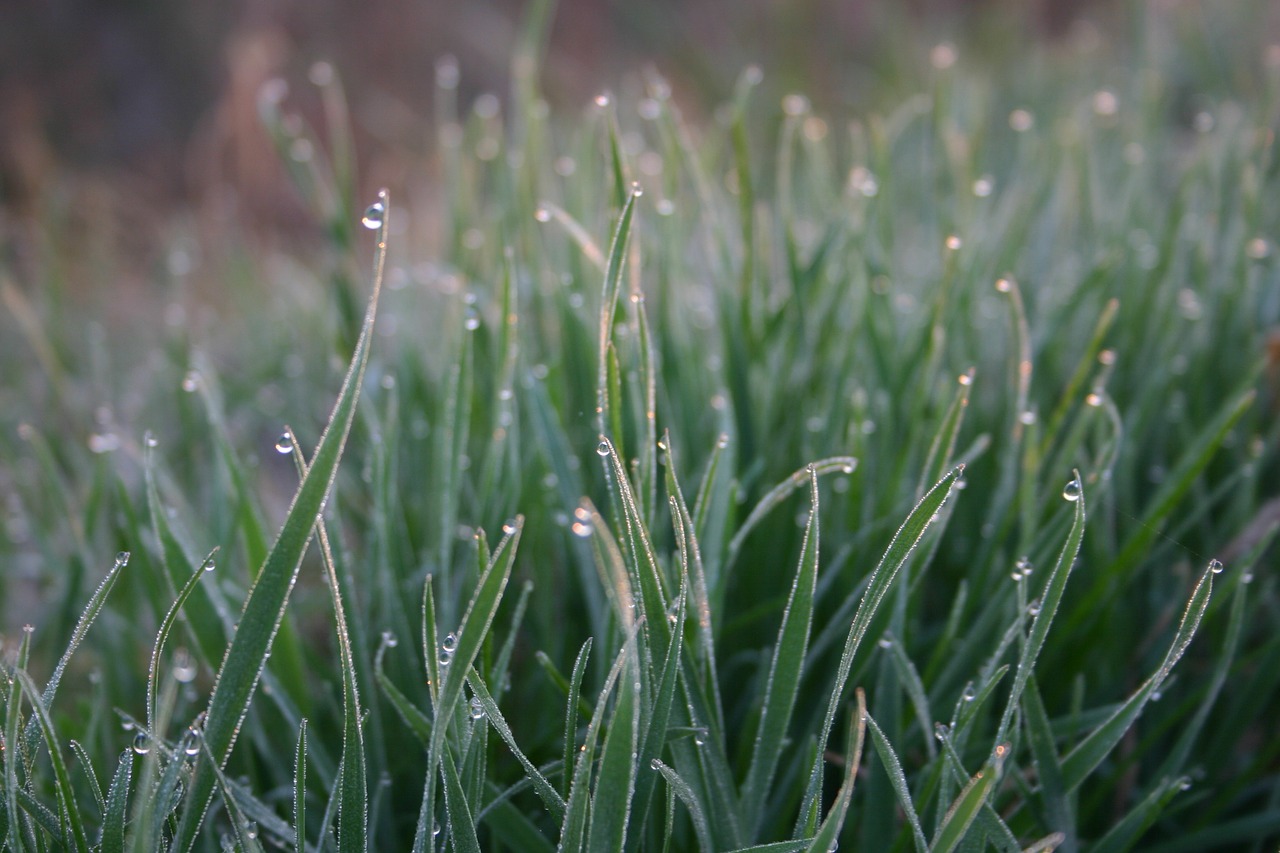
left=173, top=648, right=196, bottom=683
left=934, top=722, right=950, bottom=741
left=693, top=728, right=707, bottom=746
left=502, top=519, right=518, bottom=535
left=181, top=371, right=200, bottom=393
left=464, top=307, right=481, bottom=331
left=275, top=433, right=294, bottom=454
left=442, top=632, right=458, bottom=653
left=1209, top=559, right=1224, bottom=575
left=361, top=201, right=385, bottom=230
left=432, top=821, right=442, bottom=837
left=1086, top=392, right=1103, bottom=408
left=596, top=440, right=610, bottom=457
left=995, top=277, right=1012, bottom=293
left=877, top=637, right=892, bottom=649
left=115, top=551, right=131, bottom=567
left=203, top=558, right=215, bottom=572
left=630, top=181, right=644, bottom=198
left=594, top=93, right=610, bottom=108
left=1016, top=557, right=1033, bottom=576
left=1242, top=571, right=1254, bottom=584
left=962, top=684, right=976, bottom=702
left=1178, top=776, right=1192, bottom=791
left=1009, top=108, right=1035, bottom=132
left=534, top=205, right=552, bottom=223
left=438, top=648, right=454, bottom=666
left=1018, top=410, right=1037, bottom=425
left=650, top=757, right=662, bottom=770
left=571, top=521, right=593, bottom=538
left=144, top=431, right=158, bottom=448
left=1062, top=478, right=1082, bottom=502
left=244, top=822, right=258, bottom=840
left=945, top=235, right=962, bottom=251
left=1027, top=599, right=1042, bottom=616
left=132, top=732, right=150, bottom=755
left=181, top=728, right=202, bottom=757
left=469, top=697, right=485, bottom=721
left=382, top=630, right=398, bottom=648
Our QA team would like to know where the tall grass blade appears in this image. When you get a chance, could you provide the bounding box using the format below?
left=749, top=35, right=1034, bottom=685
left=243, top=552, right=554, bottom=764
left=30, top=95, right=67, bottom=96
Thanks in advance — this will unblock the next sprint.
left=864, top=707, right=928, bottom=853
left=650, top=759, right=713, bottom=852
left=928, top=744, right=1008, bottom=853
left=295, top=719, right=308, bottom=853
left=466, top=667, right=565, bottom=819
left=146, top=547, right=217, bottom=733
left=595, top=189, right=640, bottom=437
left=799, top=465, right=963, bottom=833
left=173, top=188, right=387, bottom=850
left=1061, top=561, right=1216, bottom=789
left=743, top=466, right=820, bottom=829
left=805, top=689, right=867, bottom=853
left=15, top=669, right=89, bottom=852
left=100, top=748, right=132, bottom=853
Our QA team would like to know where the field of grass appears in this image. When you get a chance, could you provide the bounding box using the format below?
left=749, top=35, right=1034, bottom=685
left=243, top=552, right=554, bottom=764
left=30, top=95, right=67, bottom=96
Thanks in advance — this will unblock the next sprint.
left=3, top=2, right=1280, bottom=851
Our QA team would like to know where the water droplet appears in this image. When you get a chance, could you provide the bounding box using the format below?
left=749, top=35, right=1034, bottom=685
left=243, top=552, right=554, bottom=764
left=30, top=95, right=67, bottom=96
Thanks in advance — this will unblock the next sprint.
left=275, top=433, right=294, bottom=454
left=972, top=175, right=994, bottom=197
left=596, top=440, right=610, bottom=457
left=438, top=648, right=454, bottom=666
left=244, top=821, right=258, bottom=840
left=1209, top=559, right=1224, bottom=575
left=1178, top=776, right=1192, bottom=791
left=534, top=205, right=552, bottom=223
left=630, top=181, right=644, bottom=198
left=432, top=821, right=442, bottom=837
left=442, top=632, right=458, bottom=653
left=144, top=431, right=158, bottom=448
left=1242, top=571, right=1254, bottom=584
left=1011, top=570, right=1023, bottom=582
left=1151, top=690, right=1162, bottom=702
left=1246, top=237, right=1271, bottom=260
left=957, top=372, right=972, bottom=386
left=693, top=728, right=707, bottom=746
left=1062, top=478, right=1082, bottom=502
left=1027, top=599, right=1042, bottom=616
left=361, top=201, right=385, bottom=230
left=1016, top=557, right=1033, bottom=576
left=464, top=307, right=481, bottom=331
left=877, top=637, right=892, bottom=649
left=173, top=649, right=196, bottom=683
left=469, top=697, right=485, bottom=720
left=945, top=235, right=962, bottom=251
left=382, top=630, right=398, bottom=648
left=594, top=93, right=611, bottom=108
left=962, top=684, right=976, bottom=702
left=115, top=551, right=131, bottom=567
left=182, top=371, right=200, bottom=392
left=1009, top=108, right=1034, bottom=132
left=181, top=728, right=201, bottom=757
left=1018, top=410, right=1037, bottom=425
left=203, top=558, right=215, bottom=572
left=1086, top=393, right=1103, bottom=408
left=132, top=732, right=150, bottom=755
left=1092, top=89, right=1119, bottom=117
left=571, top=521, right=593, bottom=538
left=88, top=433, right=120, bottom=454
left=995, top=277, right=1012, bottom=293
left=930, top=42, right=958, bottom=69
left=650, top=757, right=662, bottom=770
left=934, top=722, right=950, bottom=741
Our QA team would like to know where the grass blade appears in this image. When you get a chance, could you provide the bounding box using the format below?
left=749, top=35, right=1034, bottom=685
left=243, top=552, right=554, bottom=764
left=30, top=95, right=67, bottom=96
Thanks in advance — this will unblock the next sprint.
left=805, top=689, right=867, bottom=853
left=295, top=719, right=308, bottom=853
left=173, top=188, right=387, bottom=850
left=864, top=708, right=928, bottom=853
left=743, top=466, right=820, bottom=829
left=799, top=465, right=964, bottom=833
left=15, top=669, right=89, bottom=852
left=651, top=759, right=714, bottom=852
left=100, top=748, right=132, bottom=853
left=928, top=744, right=1008, bottom=853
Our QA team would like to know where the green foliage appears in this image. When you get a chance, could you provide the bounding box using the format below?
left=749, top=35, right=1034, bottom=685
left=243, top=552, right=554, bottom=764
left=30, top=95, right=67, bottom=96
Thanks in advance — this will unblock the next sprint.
left=3, top=3, right=1280, bottom=851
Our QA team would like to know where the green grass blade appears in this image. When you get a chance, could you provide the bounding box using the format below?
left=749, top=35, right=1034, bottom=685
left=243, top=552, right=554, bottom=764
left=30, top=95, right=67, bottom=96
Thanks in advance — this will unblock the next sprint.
left=995, top=472, right=1086, bottom=745
left=562, top=639, right=593, bottom=799
left=799, top=465, right=964, bottom=833
left=441, top=748, right=482, bottom=853
left=864, top=708, right=928, bottom=853
left=743, top=466, right=820, bottom=829
left=5, top=630, right=32, bottom=851
left=67, top=740, right=103, bottom=818
left=595, top=189, right=640, bottom=437
left=805, top=689, right=867, bottom=853
left=466, top=667, right=565, bottom=820
left=376, top=637, right=433, bottom=746
left=650, top=759, right=714, bottom=852
left=726, top=457, right=857, bottom=572
left=917, top=369, right=974, bottom=498
left=1061, top=561, right=1216, bottom=790
left=1022, top=674, right=1073, bottom=852
left=146, top=547, right=217, bottom=733
left=586, top=633, right=640, bottom=853
left=294, top=719, right=308, bottom=853
left=15, top=669, right=89, bottom=852
left=928, top=744, right=1007, bottom=853
left=1089, top=775, right=1188, bottom=853
left=100, top=748, right=132, bottom=853
left=173, top=188, right=387, bottom=851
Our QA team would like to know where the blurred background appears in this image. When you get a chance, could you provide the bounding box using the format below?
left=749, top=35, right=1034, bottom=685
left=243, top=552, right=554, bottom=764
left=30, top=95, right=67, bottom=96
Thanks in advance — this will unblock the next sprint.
left=0, top=0, right=1134, bottom=242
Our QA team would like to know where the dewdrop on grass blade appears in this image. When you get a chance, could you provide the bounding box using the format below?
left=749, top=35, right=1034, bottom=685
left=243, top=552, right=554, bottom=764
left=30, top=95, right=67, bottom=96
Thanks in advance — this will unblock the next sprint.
left=275, top=433, right=294, bottom=454
left=1062, top=477, right=1082, bottom=502
left=132, top=732, right=150, bottom=755
left=361, top=201, right=385, bottom=231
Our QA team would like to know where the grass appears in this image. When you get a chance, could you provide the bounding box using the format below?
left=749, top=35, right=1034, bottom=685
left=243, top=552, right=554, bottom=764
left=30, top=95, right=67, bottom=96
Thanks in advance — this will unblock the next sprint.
left=3, top=2, right=1280, bottom=850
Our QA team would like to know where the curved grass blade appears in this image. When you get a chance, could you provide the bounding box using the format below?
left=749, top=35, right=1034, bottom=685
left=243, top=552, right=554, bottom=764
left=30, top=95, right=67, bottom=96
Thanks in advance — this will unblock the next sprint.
left=863, top=709, right=928, bottom=853
left=798, top=465, right=964, bottom=834
left=995, top=472, right=1086, bottom=745
left=929, top=744, right=1008, bottom=853
left=466, top=667, right=565, bottom=820
left=173, top=188, right=388, bottom=851
left=650, top=759, right=713, bottom=852
left=67, top=740, right=104, bottom=818
left=375, top=638, right=433, bottom=746
left=586, top=627, right=641, bottom=853
left=5, top=630, right=32, bottom=851
left=743, top=466, right=820, bottom=828
left=726, top=457, right=857, bottom=572
left=442, top=748, right=482, bottom=853
left=917, top=369, right=973, bottom=499
left=15, top=669, right=89, bottom=852
left=1022, top=674, right=1072, bottom=852
left=100, top=748, right=132, bottom=853
left=1061, top=561, right=1216, bottom=790
left=806, top=689, right=867, bottom=853
left=147, top=547, right=218, bottom=734
left=28, top=551, right=127, bottom=745
left=1089, top=775, right=1188, bottom=853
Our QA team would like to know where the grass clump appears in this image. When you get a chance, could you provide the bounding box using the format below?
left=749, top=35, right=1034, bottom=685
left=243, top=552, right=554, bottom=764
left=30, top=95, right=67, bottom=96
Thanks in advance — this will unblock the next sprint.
left=3, top=3, right=1280, bottom=851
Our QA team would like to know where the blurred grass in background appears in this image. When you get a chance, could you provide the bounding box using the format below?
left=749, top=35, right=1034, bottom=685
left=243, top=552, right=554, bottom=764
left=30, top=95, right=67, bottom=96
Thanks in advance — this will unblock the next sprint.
left=2, top=0, right=1280, bottom=850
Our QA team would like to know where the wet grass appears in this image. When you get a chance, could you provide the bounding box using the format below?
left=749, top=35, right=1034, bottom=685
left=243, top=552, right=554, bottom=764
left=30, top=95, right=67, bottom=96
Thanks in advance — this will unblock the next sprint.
left=3, top=2, right=1280, bottom=850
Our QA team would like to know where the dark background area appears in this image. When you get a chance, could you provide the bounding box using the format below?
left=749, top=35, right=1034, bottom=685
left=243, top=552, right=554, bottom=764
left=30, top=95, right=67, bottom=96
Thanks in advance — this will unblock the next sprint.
left=0, top=0, right=1103, bottom=217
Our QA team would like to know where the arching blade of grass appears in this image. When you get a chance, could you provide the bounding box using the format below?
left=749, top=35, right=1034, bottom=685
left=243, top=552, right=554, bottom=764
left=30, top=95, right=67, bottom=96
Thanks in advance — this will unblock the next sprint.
left=917, top=369, right=973, bottom=499
left=1022, top=674, right=1073, bottom=852
left=1089, top=775, right=1189, bottom=853
left=375, top=638, right=433, bottom=746
left=595, top=189, right=639, bottom=438
left=466, top=667, right=565, bottom=820
left=863, top=707, right=928, bottom=853
left=651, top=759, right=714, bottom=852
left=27, top=549, right=127, bottom=744
left=806, top=689, right=867, bottom=853
left=586, top=635, right=640, bottom=853
left=172, top=189, right=388, bottom=851
left=798, top=465, right=964, bottom=834
left=146, top=546, right=217, bottom=734
left=1061, top=561, right=1217, bottom=790
left=742, top=466, right=820, bottom=832
left=561, top=639, right=592, bottom=800
left=928, top=744, right=1008, bottom=853
left=15, top=669, right=89, bottom=852
left=995, top=472, right=1086, bottom=745
left=4, top=629, right=32, bottom=851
